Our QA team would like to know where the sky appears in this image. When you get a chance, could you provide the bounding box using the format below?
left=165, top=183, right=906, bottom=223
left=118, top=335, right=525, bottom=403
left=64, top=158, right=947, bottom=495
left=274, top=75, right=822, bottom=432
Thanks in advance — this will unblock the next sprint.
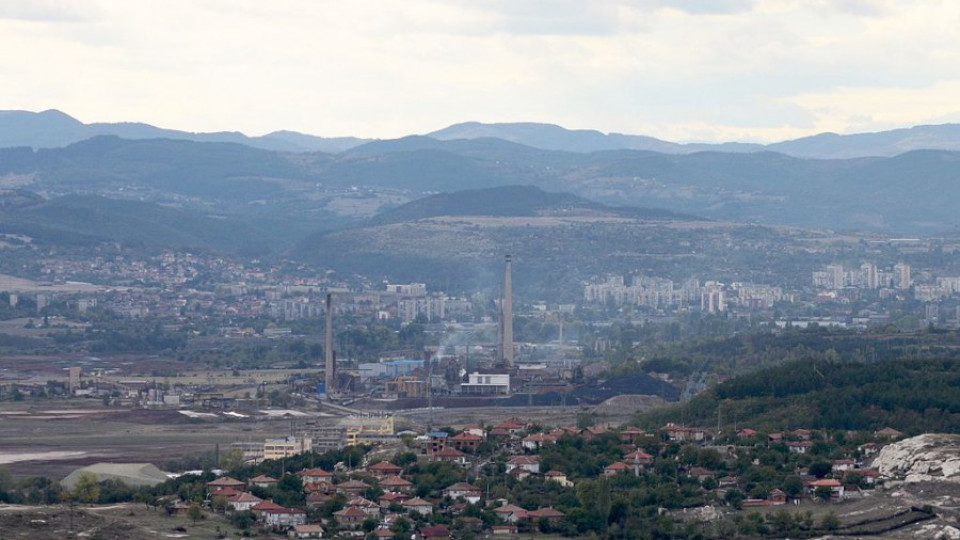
left=2, top=0, right=960, bottom=143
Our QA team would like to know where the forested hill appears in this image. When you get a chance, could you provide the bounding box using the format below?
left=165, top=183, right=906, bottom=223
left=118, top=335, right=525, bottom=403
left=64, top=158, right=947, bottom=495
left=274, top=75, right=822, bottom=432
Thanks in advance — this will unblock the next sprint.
left=637, top=358, right=960, bottom=434
left=366, top=185, right=693, bottom=226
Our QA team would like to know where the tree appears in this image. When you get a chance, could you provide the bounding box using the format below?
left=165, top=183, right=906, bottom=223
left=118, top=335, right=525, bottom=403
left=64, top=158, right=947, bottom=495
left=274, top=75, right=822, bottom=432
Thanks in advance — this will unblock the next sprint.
left=211, top=495, right=228, bottom=514
left=808, top=461, right=832, bottom=479
left=218, top=448, right=245, bottom=471
left=362, top=516, right=380, bottom=532
left=782, top=476, right=803, bottom=498
left=72, top=472, right=101, bottom=504
left=820, top=511, right=840, bottom=531
left=188, top=503, right=203, bottom=524
left=228, top=509, right=255, bottom=530
left=814, top=486, right=833, bottom=502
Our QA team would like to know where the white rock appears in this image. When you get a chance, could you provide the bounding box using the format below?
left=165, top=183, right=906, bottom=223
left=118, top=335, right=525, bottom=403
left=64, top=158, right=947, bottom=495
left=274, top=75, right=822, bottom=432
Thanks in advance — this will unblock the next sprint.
left=873, top=434, right=960, bottom=483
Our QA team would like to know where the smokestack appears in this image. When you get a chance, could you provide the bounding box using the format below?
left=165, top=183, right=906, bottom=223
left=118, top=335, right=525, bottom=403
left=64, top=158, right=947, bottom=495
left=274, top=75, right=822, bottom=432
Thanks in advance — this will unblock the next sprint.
left=503, top=255, right=514, bottom=367
left=325, top=293, right=335, bottom=397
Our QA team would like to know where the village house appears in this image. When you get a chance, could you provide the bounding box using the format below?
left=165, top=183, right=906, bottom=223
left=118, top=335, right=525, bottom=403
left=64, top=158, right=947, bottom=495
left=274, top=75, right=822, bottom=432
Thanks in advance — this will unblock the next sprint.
left=527, top=507, right=565, bottom=525
left=337, top=479, right=371, bottom=497
left=252, top=500, right=307, bottom=528
left=808, top=478, right=845, bottom=500
left=462, top=425, right=486, bottom=438
left=419, top=525, right=450, bottom=540
left=545, top=470, right=573, bottom=487
left=209, top=487, right=243, bottom=500
left=786, top=441, right=814, bottom=454
left=379, top=492, right=410, bottom=508
left=858, top=442, right=883, bottom=457
left=603, top=462, right=631, bottom=476
left=227, top=492, right=263, bottom=512
left=832, top=459, right=856, bottom=473
left=249, top=474, right=278, bottom=489
left=333, top=505, right=367, bottom=529
left=718, top=476, right=739, bottom=489
left=289, top=524, right=324, bottom=539
left=442, top=482, right=482, bottom=504
left=207, top=476, right=246, bottom=493
left=347, top=497, right=381, bottom=516
left=769, top=489, right=788, bottom=505
left=619, top=426, right=646, bottom=445
left=624, top=449, right=654, bottom=466
left=521, top=433, right=555, bottom=451
left=662, top=423, right=710, bottom=443
left=506, top=455, right=540, bottom=474
left=379, top=475, right=414, bottom=493
left=450, top=431, right=483, bottom=451
left=493, top=503, right=528, bottom=523
left=494, top=418, right=527, bottom=435
left=306, top=492, right=331, bottom=509
left=299, top=468, right=334, bottom=492
left=874, top=427, right=902, bottom=439
left=433, top=447, right=468, bottom=465
left=372, top=527, right=395, bottom=540
left=402, top=497, right=434, bottom=516
left=687, top=467, right=717, bottom=482
left=426, top=432, right=449, bottom=455
left=366, top=461, right=403, bottom=478
left=856, top=468, right=882, bottom=485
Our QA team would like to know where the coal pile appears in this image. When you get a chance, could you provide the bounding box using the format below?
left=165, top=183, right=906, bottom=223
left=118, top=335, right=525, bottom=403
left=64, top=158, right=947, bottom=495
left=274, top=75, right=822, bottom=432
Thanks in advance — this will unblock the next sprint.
left=570, top=373, right=679, bottom=404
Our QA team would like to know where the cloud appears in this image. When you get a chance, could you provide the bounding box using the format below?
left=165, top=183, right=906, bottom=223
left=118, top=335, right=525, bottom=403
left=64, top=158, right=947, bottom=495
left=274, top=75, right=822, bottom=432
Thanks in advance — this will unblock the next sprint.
left=788, top=80, right=960, bottom=133
left=0, top=0, right=957, bottom=143
left=0, top=1, right=95, bottom=22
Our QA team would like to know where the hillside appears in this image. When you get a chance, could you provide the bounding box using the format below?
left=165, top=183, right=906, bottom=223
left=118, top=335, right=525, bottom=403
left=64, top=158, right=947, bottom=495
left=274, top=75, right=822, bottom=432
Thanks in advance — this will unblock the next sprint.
left=0, top=194, right=276, bottom=254
left=3, top=131, right=960, bottom=233
left=637, top=357, right=960, bottom=434
left=366, top=185, right=690, bottom=226
left=293, top=185, right=841, bottom=299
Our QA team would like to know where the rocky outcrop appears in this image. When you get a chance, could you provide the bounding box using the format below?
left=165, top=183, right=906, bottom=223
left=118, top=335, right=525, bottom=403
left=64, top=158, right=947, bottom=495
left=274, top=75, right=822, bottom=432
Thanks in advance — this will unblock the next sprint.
left=873, top=434, right=960, bottom=483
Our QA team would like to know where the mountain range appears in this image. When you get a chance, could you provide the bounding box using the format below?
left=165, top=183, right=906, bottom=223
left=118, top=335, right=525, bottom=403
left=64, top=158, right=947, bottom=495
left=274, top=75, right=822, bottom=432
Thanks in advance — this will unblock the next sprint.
left=0, top=109, right=365, bottom=153
left=7, top=109, right=960, bottom=159
left=2, top=132, right=960, bottom=236
left=2, top=109, right=960, bottom=292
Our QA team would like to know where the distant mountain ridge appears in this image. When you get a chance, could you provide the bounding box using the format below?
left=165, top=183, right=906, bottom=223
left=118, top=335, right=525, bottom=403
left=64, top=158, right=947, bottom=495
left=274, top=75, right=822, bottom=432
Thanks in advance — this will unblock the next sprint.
left=5, top=109, right=960, bottom=158
left=0, top=109, right=367, bottom=153
left=428, top=121, right=960, bottom=158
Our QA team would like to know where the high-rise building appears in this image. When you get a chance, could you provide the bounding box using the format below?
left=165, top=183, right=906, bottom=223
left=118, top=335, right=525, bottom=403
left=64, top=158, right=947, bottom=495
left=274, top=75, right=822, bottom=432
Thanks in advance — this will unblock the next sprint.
left=825, top=264, right=845, bottom=289
left=894, top=263, right=911, bottom=290
left=860, top=263, right=879, bottom=289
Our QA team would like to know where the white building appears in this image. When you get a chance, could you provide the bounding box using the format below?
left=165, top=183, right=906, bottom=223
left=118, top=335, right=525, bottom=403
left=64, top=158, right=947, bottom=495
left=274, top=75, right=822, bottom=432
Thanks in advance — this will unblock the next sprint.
left=460, top=373, right=510, bottom=395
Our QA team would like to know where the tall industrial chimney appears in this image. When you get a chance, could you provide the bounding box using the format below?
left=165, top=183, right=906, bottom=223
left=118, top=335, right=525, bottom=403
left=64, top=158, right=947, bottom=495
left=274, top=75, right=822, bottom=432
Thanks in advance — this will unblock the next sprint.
left=502, top=255, right=514, bottom=367
left=325, top=293, right=335, bottom=397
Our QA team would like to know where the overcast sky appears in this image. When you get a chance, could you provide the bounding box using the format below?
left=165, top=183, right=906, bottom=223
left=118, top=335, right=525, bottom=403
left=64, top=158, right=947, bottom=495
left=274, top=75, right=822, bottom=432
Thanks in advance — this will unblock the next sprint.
left=2, top=0, right=959, bottom=142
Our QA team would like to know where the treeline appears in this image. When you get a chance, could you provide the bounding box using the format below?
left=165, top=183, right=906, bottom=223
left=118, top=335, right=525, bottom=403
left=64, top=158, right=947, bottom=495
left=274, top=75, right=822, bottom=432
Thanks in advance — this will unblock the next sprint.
left=638, top=358, right=960, bottom=432
left=626, top=325, right=960, bottom=380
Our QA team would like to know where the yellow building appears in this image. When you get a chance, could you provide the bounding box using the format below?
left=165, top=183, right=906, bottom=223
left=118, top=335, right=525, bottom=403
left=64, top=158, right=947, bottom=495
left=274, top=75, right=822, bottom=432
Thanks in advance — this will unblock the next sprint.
left=263, top=436, right=313, bottom=460
left=338, top=415, right=395, bottom=446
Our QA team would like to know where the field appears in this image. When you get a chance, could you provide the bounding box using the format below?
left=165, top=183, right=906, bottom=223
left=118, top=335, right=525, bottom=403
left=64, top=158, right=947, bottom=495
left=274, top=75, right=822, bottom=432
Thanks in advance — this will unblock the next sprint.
left=0, top=503, right=279, bottom=540
left=0, top=404, right=302, bottom=479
